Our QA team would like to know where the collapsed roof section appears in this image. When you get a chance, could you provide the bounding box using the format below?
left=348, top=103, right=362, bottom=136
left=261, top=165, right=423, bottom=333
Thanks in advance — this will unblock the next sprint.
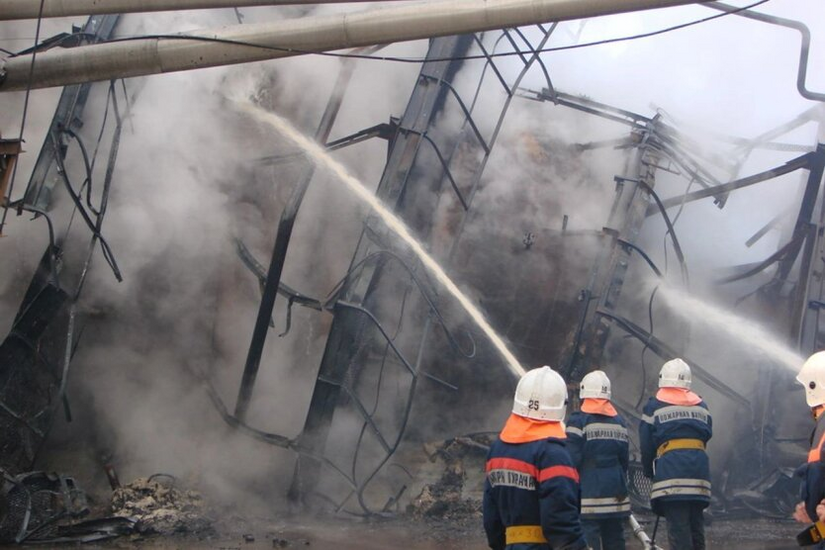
left=0, top=0, right=823, bottom=522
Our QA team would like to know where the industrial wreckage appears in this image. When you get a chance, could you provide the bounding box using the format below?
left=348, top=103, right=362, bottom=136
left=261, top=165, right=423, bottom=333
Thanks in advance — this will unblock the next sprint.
left=0, top=0, right=823, bottom=546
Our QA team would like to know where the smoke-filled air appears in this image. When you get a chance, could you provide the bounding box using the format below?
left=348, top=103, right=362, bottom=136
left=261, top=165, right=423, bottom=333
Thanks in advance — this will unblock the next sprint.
left=0, top=0, right=823, bottom=547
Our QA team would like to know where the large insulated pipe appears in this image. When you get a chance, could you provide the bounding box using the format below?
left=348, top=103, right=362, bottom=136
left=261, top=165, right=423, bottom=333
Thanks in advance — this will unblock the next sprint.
left=0, top=0, right=706, bottom=92
left=0, top=0, right=411, bottom=21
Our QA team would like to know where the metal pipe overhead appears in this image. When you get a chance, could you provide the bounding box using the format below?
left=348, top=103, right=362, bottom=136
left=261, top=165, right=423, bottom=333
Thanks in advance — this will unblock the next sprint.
left=0, top=0, right=706, bottom=92
left=0, top=0, right=410, bottom=21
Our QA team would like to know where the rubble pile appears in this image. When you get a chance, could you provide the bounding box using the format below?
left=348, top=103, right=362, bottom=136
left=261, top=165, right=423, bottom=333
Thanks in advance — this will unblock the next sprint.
left=408, top=435, right=492, bottom=520
left=111, top=476, right=213, bottom=535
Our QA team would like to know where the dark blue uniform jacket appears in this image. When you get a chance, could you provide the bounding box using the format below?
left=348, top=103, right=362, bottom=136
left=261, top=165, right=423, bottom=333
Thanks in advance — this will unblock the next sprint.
left=566, top=407, right=630, bottom=519
left=639, top=390, right=712, bottom=515
left=797, top=412, right=825, bottom=523
left=483, top=431, right=587, bottom=550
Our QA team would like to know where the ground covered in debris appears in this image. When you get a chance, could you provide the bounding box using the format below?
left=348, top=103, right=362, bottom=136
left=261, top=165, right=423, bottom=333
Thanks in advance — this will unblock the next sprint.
left=23, top=515, right=798, bottom=549
left=0, top=434, right=803, bottom=548
left=111, top=476, right=212, bottom=536
left=44, top=435, right=800, bottom=548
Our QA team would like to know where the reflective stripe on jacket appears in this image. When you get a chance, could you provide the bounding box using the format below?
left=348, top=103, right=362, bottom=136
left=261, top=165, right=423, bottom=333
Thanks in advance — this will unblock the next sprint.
left=483, top=436, right=587, bottom=550
left=639, top=391, right=712, bottom=515
left=566, top=406, right=630, bottom=519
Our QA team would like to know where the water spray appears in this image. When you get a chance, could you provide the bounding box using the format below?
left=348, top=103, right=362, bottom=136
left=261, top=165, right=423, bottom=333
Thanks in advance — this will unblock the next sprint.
left=234, top=99, right=527, bottom=379
left=657, top=284, right=805, bottom=372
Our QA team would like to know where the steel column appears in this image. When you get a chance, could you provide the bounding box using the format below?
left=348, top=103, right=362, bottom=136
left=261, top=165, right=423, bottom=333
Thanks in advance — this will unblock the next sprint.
left=234, top=56, right=357, bottom=420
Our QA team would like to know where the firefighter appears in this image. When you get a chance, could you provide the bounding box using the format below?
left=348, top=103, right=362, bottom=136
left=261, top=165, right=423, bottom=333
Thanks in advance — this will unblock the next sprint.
left=483, top=366, right=588, bottom=550
left=793, top=351, right=825, bottom=536
left=566, top=370, right=630, bottom=550
left=639, top=358, right=712, bottom=550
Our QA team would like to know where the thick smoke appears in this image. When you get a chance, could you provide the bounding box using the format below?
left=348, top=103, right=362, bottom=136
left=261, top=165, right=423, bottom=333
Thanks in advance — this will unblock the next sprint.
left=382, top=1, right=825, bottom=488
left=1, top=0, right=824, bottom=516
left=529, top=1, right=825, bottom=479
left=1, top=5, right=424, bottom=511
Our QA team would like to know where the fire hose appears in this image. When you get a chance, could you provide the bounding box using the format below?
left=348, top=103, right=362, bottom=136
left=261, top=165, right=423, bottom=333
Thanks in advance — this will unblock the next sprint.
left=629, top=514, right=663, bottom=550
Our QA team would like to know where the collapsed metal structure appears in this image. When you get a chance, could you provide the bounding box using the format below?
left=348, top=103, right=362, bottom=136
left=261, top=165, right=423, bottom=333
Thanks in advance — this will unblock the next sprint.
left=231, top=9, right=825, bottom=513
left=0, top=14, right=123, bottom=475
left=1, top=0, right=824, bottom=525
left=238, top=23, right=825, bottom=513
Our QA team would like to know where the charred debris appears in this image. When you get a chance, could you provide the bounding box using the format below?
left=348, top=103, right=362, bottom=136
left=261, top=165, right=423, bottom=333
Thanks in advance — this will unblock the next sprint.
left=0, top=4, right=824, bottom=545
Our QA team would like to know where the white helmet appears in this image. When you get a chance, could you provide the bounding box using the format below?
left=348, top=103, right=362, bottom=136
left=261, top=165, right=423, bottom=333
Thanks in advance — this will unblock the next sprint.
left=797, top=351, right=825, bottom=407
left=512, top=366, right=568, bottom=422
left=659, top=358, right=692, bottom=389
left=580, top=370, right=611, bottom=400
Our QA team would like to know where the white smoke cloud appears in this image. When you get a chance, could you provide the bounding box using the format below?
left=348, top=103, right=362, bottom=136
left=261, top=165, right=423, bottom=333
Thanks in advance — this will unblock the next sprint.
left=1, top=0, right=824, bottom=513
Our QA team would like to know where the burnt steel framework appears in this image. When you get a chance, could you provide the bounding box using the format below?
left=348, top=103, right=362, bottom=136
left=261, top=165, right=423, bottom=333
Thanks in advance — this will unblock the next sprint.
left=281, top=28, right=564, bottom=510
left=285, top=65, right=823, bottom=515
left=215, top=21, right=825, bottom=513
left=0, top=14, right=125, bottom=475
left=230, top=28, right=824, bottom=515
left=4, top=3, right=824, bottom=521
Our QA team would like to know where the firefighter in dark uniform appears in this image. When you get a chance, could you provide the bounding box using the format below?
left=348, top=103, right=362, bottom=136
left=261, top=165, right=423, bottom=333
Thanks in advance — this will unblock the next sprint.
left=639, top=358, right=712, bottom=550
left=566, top=370, right=630, bottom=550
left=794, top=351, right=825, bottom=546
left=483, top=366, right=587, bottom=550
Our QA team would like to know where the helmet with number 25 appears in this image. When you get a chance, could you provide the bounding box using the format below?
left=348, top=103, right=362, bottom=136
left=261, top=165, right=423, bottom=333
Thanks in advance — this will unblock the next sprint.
left=512, top=366, right=568, bottom=422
